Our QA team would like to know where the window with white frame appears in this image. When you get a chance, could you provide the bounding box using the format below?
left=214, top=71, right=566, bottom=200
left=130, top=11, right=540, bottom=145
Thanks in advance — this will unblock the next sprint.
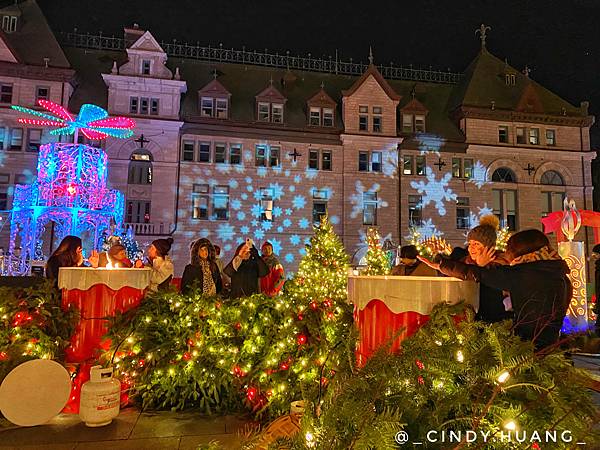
left=323, top=108, right=334, bottom=127
left=258, top=102, right=270, bottom=121
left=0, top=84, right=13, bottom=103
left=255, top=146, right=267, bottom=167
left=128, top=150, right=153, bottom=184
left=359, top=105, right=368, bottom=131
left=182, top=140, right=195, bottom=161
left=140, top=98, right=149, bottom=114
left=192, top=184, right=209, bottom=219
left=126, top=200, right=151, bottom=223
left=358, top=151, right=382, bottom=172
left=272, top=104, right=283, bottom=123
left=415, top=115, right=425, bottom=132
left=27, top=129, right=42, bottom=152
left=529, top=128, right=540, bottom=145
left=451, top=158, right=473, bottom=179
left=201, top=97, right=214, bottom=117
left=309, top=107, right=321, bottom=126
left=260, top=188, right=274, bottom=221
left=150, top=99, right=159, bottom=115
left=493, top=189, right=518, bottom=231
left=372, top=106, right=383, bottom=133
left=363, top=191, right=378, bottom=225
left=141, top=60, right=151, bottom=75
left=402, top=114, right=413, bottom=133
left=2, top=15, right=17, bottom=33
left=229, top=144, right=241, bottom=164
left=212, top=185, right=229, bottom=220
left=216, top=99, right=228, bottom=119
left=198, top=143, right=211, bottom=163
left=408, top=195, right=422, bottom=226
left=312, top=189, right=328, bottom=224
left=9, top=128, right=22, bottom=151
left=129, top=97, right=138, bottom=114
left=215, top=143, right=227, bottom=164
left=456, top=197, right=470, bottom=229
left=36, top=87, right=49, bottom=102
left=541, top=191, right=565, bottom=217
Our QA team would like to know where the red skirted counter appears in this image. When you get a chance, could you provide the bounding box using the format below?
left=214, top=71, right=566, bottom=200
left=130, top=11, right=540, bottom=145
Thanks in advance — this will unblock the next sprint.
left=58, top=267, right=151, bottom=412
left=348, top=275, right=479, bottom=366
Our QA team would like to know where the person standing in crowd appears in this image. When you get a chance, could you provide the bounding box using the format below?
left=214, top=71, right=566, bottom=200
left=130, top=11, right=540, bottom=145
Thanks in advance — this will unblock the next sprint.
left=98, top=244, right=132, bottom=268
left=420, top=229, right=572, bottom=351
left=391, top=245, right=437, bottom=276
left=46, top=236, right=99, bottom=282
left=260, top=241, right=285, bottom=296
left=135, top=238, right=174, bottom=292
left=463, top=215, right=512, bottom=323
left=213, top=244, right=230, bottom=290
left=180, top=238, right=222, bottom=296
left=224, top=240, right=269, bottom=298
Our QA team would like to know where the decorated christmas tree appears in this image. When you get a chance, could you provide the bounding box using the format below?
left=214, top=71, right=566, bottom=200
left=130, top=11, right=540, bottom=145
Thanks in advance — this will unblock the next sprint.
left=102, top=225, right=143, bottom=262
left=364, top=228, right=390, bottom=275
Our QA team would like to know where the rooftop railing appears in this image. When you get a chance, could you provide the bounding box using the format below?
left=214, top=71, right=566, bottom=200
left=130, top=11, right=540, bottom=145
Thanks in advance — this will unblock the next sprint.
left=58, top=31, right=462, bottom=84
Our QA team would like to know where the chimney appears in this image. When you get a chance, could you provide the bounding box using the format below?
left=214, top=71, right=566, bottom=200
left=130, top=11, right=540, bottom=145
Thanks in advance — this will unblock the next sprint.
left=581, top=101, right=589, bottom=115
left=124, top=23, right=144, bottom=48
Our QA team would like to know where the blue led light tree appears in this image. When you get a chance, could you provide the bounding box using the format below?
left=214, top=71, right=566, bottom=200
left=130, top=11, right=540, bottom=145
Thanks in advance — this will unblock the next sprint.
left=7, top=100, right=135, bottom=274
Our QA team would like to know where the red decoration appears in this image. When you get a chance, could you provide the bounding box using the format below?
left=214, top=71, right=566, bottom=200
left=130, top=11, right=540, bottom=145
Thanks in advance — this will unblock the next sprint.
left=320, top=377, right=329, bottom=386
left=531, top=444, right=540, bottom=450
left=187, top=339, right=195, bottom=347
left=280, top=362, right=289, bottom=371
left=182, top=352, right=191, bottom=361
left=12, top=311, right=33, bottom=327
left=417, top=376, right=425, bottom=385
left=415, top=359, right=424, bottom=370
left=138, top=359, right=145, bottom=368
left=310, top=301, right=319, bottom=310
left=297, top=313, right=304, bottom=321
left=0, top=351, right=8, bottom=361
left=323, top=299, right=332, bottom=308
left=247, top=386, right=257, bottom=401
left=297, top=333, right=307, bottom=346
left=215, top=302, right=222, bottom=309
left=234, top=322, right=242, bottom=330
left=233, top=365, right=246, bottom=377
left=326, top=312, right=335, bottom=320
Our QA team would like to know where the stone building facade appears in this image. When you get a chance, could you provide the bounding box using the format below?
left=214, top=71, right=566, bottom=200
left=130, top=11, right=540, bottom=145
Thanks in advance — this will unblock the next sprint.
left=0, top=1, right=595, bottom=276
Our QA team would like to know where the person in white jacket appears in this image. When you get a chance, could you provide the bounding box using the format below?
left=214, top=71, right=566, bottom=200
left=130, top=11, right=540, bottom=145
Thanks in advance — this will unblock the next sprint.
left=135, top=238, right=174, bottom=292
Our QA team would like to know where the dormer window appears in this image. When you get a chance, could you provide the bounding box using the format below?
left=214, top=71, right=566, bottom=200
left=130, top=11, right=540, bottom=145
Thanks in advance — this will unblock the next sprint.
left=2, top=15, right=17, bottom=33
left=505, top=73, right=516, bottom=86
left=257, top=102, right=283, bottom=123
left=142, top=60, right=151, bottom=75
left=216, top=99, right=228, bottom=119
left=309, top=107, right=321, bottom=126
left=323, top=108, right=334, bottom=127
left=200, top=97, right=229, bottom=119
left=201, top=97, right=214, bottom=117
left=402, top=114, right=426, bottom=133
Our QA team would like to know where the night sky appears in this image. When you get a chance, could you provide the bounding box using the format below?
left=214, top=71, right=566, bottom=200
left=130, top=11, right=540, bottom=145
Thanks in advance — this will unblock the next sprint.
left=38, top=0, right=600, bottom=145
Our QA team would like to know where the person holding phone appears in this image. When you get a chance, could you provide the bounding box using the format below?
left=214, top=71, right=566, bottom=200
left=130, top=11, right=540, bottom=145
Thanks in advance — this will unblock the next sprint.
left=224, top=238, right=269, bottom=298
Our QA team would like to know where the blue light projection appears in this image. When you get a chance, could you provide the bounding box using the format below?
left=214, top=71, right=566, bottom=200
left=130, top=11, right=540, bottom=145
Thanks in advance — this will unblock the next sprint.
left=410, top=167, right=457, bottom=216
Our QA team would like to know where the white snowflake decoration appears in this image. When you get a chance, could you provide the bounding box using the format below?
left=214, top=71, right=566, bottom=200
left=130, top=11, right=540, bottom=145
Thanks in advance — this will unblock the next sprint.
left=468, top=161, right=489, bottom=189
left=410, top=167, right=457, bottom=216
left=404, top=218, right=444, bottom=241
left=349, top=181, right=388, bottom=219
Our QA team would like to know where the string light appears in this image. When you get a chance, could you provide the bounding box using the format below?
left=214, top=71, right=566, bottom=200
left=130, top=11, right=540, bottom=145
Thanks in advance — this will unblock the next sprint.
left=497, top=370, right=510, bottom=384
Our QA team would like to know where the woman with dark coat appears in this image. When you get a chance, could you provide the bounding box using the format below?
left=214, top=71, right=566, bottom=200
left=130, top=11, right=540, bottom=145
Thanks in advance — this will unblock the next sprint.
left=420, top=229, right=572, bottom=351
left=463, top=216, right=513, bottom=324
left=46, top=236, right=99, bottom=283
left=224, top=241, right=269, bottom=298
left=180, top=238, right=222, bottom=296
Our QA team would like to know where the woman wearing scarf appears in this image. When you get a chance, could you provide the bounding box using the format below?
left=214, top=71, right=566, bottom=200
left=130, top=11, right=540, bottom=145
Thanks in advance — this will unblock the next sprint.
left=180, top=238, right=222, bottom=296
left=419, top=229, right=572, bottom=350
left=260, top=241, right=285, bottom=297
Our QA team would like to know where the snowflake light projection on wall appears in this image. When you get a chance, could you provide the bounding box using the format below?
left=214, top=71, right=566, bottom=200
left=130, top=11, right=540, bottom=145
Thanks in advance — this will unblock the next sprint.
left=178, top=143, right=347, bottom=266
left=410, top=167, right=456, bottom=216
left=6, top=101, right=134, bottom=274
left=349, top=181, right=389, bottom=219
left=468, top=160, right=489, bottom=189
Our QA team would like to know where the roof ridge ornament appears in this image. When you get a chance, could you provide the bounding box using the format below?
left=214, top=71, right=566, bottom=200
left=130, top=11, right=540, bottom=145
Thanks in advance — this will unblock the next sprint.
left=523, top=65, right=531, bottom=78
left=475, top=24, right=491, bottom=49
left=368, top=46, right=374, bottom=65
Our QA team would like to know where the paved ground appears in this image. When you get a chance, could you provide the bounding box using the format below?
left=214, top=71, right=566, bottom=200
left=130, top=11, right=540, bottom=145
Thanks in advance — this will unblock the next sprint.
left=0, top=409, right=252, bottom=450
left=1, top=355, right=599, bottom=450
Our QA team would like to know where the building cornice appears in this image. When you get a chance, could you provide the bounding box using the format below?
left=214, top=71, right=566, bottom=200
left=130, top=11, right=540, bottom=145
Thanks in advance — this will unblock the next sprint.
left=452, top=106, right=594, bottom=128
left=0, top=61, right=75, bottom=83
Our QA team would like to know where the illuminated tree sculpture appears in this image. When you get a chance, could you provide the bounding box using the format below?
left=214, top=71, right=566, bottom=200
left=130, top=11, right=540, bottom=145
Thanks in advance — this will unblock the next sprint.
left=7, top=100, right=135, bottom=274
left=364, top=227, right=390, bottom=275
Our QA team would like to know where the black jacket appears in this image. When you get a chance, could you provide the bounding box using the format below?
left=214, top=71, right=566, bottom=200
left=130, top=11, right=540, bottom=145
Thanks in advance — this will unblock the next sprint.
left=180, top=262, right=222, bottom=295
left=224, top=253, right=269, bottom=298
left=440, top=259, right=572, bottom=350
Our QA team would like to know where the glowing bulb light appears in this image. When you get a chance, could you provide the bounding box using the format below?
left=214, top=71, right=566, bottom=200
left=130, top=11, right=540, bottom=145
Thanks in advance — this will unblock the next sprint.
left=11, top=100, right=135, bottom=140
left=497, top=370, right=510, bottom=384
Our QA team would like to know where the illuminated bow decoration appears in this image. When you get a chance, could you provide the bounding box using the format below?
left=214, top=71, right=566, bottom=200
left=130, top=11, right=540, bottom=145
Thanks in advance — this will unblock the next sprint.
left=11, top=100, right=135, bottom=140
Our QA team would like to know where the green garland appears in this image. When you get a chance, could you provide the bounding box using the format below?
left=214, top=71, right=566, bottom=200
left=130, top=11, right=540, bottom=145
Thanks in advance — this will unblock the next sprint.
left=0, top=281, right=77, bottom=380
left=108, top=216, right=354, bottom=419
left=290, top=304, right=600, bottom=449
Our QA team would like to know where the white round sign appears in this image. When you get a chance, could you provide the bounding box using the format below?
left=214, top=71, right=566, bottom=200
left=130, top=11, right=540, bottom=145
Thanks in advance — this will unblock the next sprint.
left=0, top=359, right=71, bottom=426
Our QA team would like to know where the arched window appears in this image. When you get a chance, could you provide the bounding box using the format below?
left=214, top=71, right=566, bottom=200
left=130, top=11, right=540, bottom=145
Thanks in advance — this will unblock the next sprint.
left=540, top=170, right=564, bottom=186
left=491, top=167, right=516, bottom=183
left=128, top=149, right=153, bottom=185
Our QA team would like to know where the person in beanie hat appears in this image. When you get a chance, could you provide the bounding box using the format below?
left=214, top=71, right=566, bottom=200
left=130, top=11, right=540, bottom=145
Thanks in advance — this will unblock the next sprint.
left=135, top=237, right=174, bottom=292
left=260, top=241, right=285, bottom=296
left=463, top=215, right=512, bottom=323
left=180, top=238, right=222, bottom=296
left=224, top=240, right=269, bottom=298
